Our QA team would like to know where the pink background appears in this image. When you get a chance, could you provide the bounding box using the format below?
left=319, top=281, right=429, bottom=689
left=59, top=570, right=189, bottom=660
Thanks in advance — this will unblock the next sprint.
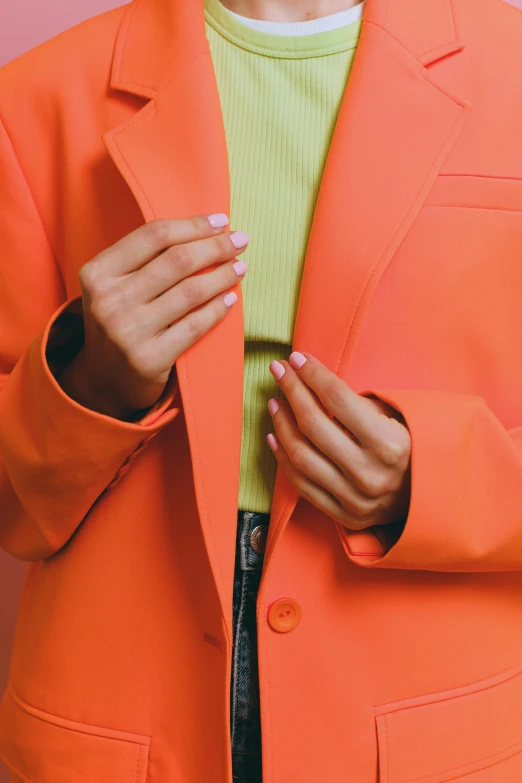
left=1, top=0, right=522, bottom=780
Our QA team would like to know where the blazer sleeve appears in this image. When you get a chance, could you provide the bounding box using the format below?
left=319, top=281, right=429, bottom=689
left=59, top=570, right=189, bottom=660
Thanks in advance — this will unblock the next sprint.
left=336, top=388, right=522, bottom=573
left=0, top=115, right=179, bottom=562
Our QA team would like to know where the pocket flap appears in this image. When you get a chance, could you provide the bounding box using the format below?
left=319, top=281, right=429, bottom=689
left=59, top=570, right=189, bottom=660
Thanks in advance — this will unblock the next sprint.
left=376, top=661, right=522, bottom=783
left=425, top=175, right=522, bottom=211
left=0, top=684, right=150, bottom=782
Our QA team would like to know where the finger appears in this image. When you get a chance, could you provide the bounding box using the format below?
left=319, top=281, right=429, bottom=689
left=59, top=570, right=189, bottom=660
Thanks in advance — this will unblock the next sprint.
left=286, top=352, right=396, bottom=452
left=266, top=430, right=378, bottom=531
left=125, top=229, right=249, bottom=303
left=152, top=284, right=239, bottom=365
left=269, top=358, right=367, bottom=475
left=268, top=397, right=378, bottom=523
left=95, top=214, right=232, bottom=277
left=143, top=257, right=247, bottom=334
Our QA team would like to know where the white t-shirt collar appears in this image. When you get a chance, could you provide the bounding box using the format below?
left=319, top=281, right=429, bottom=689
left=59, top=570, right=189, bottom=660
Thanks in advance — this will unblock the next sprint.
left=222, top=1, right=365, bottom=36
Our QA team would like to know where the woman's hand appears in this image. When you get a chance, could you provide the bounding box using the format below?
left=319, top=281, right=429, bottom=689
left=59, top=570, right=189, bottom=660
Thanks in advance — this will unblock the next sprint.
left=267, top=352, right=411, bottom=531
left=58, top=215, right=248, bottom=420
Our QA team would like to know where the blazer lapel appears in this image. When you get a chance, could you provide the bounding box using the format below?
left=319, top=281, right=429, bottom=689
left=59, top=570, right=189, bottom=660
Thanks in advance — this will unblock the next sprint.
left=101, top=0, right=472, bottom=631
left=102, top=0, right=241, bottom=635
left=264, top=0, right=472, bottom=562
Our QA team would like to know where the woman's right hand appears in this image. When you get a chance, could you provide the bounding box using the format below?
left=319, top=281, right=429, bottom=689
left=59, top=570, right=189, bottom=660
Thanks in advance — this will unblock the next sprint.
left=57, top=214, right=249, bottom=420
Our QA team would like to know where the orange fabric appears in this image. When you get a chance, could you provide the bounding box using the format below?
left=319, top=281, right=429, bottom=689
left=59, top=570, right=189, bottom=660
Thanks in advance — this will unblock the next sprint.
left=1, top=0, right=522, bottom=780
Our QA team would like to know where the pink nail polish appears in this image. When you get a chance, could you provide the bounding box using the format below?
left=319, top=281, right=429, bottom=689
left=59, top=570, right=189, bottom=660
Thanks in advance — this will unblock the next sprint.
left=233, top=260, right=248, bottom=277
left=267, top=433, right=278, bottom=451
left=269, top=361, right=285, bottom=381
left=224, top=291, right=238, bottom=307
left=207, top=213, right=229, bottom=228
left=289, top=352, right=307, bottom=369
left=268, top=398, right=279, bottom=416
left=230, top=231, right=250, bottom=249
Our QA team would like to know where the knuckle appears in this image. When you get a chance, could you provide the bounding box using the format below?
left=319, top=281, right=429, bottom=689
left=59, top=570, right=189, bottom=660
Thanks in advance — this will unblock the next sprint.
left=185, top=314, right=206, bottom=341
left=344, top=500, right=376, bottom=526
left=325, top=378, right=345, bottom=408
left=78, top=260, right=102, bottom=292
left=147, top=219, right=173, bottom=245
left=167, top=245, right=193, bottom=274
left=288, top=444, right=309, bottom=473
left=378, top=436, right=408, bottom=467
left=179, top=278, right=204, bottom=306
left=359, top=472, right=387, bottom=499
left=358, top=506, right=379, bottom=524
left=298, top=410, right=319, bottom=439
left=77, top=263, right=92, bottom=289
left=337, top=502, right=369, bottom=529
left=339, top=493, right=371, bottom=523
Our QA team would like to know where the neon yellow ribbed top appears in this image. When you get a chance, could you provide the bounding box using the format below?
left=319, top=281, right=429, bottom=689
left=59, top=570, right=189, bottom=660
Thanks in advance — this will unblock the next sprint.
left=204, top=0, right=362, bottom=513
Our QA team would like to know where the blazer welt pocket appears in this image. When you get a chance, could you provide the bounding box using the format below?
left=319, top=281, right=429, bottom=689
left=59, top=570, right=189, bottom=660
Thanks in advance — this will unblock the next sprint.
left=376, top=660, right=522, bottom=783
left=0, top=683, right=150, bottom=783
left=425, top=175, right=522, bottom=212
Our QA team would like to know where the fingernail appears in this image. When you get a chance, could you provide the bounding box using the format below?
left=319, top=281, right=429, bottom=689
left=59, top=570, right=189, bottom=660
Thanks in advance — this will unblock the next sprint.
left=224, top=291, right=238, bottom=307
left=230, top=231, right=250, bottom=249
left=233, top=260, right=248, bottom=277
left=207, top=213, right=229, bottom=228
left=269, top=360, right=285, bottom=381
left=267, top=433, right=278, bottom=451
left=289, top=352, right=307, bottom=369
left=268, top=398, right=279, bottom=416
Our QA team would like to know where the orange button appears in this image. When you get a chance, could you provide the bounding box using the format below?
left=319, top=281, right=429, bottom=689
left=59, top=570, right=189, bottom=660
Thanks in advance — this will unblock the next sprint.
left=267, top=598, right=302, bottom=633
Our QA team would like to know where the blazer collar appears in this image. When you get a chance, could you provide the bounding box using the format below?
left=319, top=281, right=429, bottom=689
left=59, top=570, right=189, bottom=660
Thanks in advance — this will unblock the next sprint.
left=110, top=0, right=463, bottom=100
left=365, top=0, right=463, bottom=65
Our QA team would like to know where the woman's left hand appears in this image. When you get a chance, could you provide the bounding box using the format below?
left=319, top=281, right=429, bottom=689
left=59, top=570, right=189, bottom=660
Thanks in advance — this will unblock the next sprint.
left=267, top=351, right=412, bottom=530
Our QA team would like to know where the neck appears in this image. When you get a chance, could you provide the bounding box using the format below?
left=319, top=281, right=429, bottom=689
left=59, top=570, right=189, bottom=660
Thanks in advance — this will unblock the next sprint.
left=219, top=0, right=361, bottom=22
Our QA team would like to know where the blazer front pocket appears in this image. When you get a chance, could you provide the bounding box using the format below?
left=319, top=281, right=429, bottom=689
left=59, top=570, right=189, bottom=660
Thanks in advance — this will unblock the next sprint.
left=376, top=660, right=522, bottom=783
left=0, top=683, right=150, bottom=783
left=425, top=174, right=522, bottom=212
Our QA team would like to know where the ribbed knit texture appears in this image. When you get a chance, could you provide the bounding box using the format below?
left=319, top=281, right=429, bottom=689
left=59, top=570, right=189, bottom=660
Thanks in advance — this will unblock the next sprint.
left=204, top=0, right=362, bottom=512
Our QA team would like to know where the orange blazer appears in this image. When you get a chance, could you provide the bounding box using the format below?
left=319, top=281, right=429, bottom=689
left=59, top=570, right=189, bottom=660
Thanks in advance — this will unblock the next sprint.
left=1, top=0, right=522, bottom=781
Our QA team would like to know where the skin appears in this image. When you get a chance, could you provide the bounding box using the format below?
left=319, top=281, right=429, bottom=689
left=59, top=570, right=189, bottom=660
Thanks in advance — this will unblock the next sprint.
left=60, top=0, right=411, bottom=532
left=217, top=0, right=412, bottom=535
left=267, top=353, right=412, bottom=534
left=220, top=0, right=363, bottom=23
left=58, top=216, right=249, bottom=420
